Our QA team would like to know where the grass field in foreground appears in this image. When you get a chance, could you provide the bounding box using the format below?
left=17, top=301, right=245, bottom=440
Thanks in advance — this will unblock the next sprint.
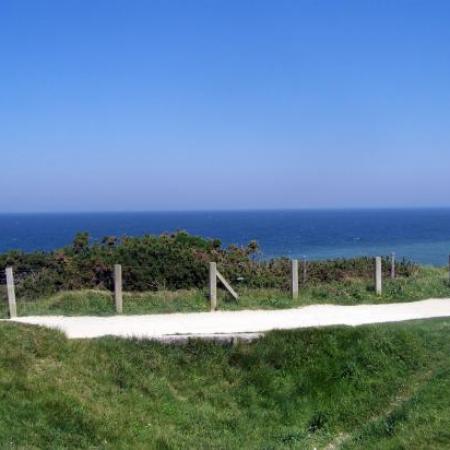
left=2, top=266, right=450, bottom=318
left=0, top=319, right=450, bottom=449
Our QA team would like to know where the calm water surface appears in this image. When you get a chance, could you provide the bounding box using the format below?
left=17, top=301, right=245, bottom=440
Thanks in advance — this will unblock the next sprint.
left=1, top=209, right=450, bottom=265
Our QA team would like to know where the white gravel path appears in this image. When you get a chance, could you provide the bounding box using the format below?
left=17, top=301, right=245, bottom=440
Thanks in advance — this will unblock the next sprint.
left=7, top=298, right=450, bottom=341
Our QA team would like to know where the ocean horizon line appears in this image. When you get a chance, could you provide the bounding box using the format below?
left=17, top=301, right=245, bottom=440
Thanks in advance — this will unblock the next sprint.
left=2, top=206, right=450, bottom=215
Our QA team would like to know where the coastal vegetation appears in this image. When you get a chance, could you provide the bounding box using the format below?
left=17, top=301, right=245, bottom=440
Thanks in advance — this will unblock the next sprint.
left=1, top=231, right=449, bottom=318
left=1, top=319, right=449, bottom=448
left=1, top=233, right=449, bottom=448
left=0, top=231, right=417, bottom=294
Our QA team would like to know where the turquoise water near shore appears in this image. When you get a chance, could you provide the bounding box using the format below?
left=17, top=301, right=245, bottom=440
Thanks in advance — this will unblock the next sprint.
left=1, top=209, right=450, bottom=265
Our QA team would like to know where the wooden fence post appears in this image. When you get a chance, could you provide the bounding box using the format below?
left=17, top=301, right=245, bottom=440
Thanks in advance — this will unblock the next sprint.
left=291, top=259, right=298, bottom=299
left=5, top=267, right=17, bottom=318
left=114, top=264, right=123, bottom=314
left=209, top=262, right=217, bottom=311
left=391, top=252, right=396, bottom=279
left=375, top=257, right=382, bottom=295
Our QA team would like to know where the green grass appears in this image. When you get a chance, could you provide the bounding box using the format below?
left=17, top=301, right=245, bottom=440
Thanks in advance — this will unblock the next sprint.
left=3, top=266, right=450, bottom=318
left=1, top=319, right=450, bottom=448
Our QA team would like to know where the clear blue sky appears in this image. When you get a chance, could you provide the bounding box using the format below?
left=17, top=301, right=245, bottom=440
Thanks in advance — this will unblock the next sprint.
left=1, top=0, right=450, bottom=212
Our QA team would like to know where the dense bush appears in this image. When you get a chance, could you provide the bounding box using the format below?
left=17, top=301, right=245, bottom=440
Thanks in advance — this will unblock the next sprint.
left=0, top=231, right=417, bottom=299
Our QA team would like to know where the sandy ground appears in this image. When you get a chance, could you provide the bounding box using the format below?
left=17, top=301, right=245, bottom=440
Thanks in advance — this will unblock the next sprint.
left=6, top=298, right=450, bottom=342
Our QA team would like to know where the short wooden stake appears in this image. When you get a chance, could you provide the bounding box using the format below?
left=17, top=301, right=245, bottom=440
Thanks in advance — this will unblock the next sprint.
left=375, top=257, right=382, bottom=295
left=291, top=259, right=298, bottom=299
left=391, top=252, right=396, bottom=279
left=209, top=262, right=217, bottom=311
left=114, top=264, right=123, bottom=314
left=5, top=267, right=17, bottom=318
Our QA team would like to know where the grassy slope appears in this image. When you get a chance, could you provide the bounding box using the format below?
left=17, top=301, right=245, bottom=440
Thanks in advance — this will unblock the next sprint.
left=1, top=319, right=450, bottom=449
left=3, top=266, right=450, bottom=317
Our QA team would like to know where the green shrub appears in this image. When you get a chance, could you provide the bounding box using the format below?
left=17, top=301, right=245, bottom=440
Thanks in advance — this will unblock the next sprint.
left=0, top=231, right=418, bottom=298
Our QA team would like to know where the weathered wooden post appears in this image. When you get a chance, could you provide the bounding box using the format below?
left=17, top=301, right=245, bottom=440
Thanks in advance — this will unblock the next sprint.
left=291, top=259, right=298, bottom=299
left=209, top=262, right=217, bottom=311
left=391, top=252, right=396, bottom=279
left=114, top=264, right=123, bottom=314
left=5, top=267, right=17, bottom=318
left=302, top=256, right=308, bottom=286
left=375, top=257, right=382, bottom=295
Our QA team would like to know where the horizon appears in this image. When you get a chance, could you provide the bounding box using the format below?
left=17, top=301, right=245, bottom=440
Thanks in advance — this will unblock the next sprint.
left=2, top=205, right=450, bottom=215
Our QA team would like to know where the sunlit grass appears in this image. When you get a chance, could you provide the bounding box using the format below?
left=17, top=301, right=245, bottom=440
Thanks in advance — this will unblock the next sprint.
left=0, top=319, right=449, bottom=448
left=3, top=266, right=449, bottom=318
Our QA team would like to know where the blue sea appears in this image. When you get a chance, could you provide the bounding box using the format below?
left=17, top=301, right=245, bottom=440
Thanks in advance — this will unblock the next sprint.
left=0, top=209, right=450, bottom=266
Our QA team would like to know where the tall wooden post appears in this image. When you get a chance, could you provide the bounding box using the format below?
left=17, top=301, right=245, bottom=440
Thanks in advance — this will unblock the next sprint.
left=291, top=259, right=299, bottom=299
left=5, top=267, right=17, bottom=318
left=391, top=252, right=396, bottom=279
left=209, top=262, right=217, bottom=311
left=375, top=257, right=382, bottom=295
left=114, top=264, right=123, bottom=314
